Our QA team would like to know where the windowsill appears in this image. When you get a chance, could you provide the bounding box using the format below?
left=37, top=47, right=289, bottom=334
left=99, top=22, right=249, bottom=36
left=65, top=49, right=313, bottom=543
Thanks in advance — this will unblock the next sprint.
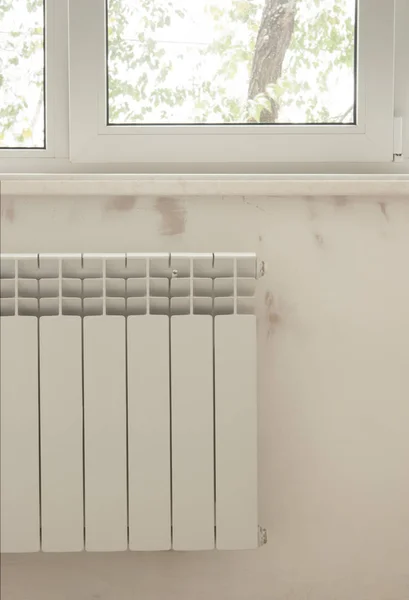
left=1, top=173, right=408, bottom=197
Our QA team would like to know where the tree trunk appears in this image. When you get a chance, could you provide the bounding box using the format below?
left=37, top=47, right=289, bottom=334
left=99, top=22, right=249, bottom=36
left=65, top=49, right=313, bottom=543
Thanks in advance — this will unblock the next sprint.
left=248, top=0, right=297, bottom=122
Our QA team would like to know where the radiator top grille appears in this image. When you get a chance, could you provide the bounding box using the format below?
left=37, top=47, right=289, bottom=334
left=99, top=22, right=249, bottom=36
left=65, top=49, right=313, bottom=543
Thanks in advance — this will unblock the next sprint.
left=0, top=253, right=258, bottom=317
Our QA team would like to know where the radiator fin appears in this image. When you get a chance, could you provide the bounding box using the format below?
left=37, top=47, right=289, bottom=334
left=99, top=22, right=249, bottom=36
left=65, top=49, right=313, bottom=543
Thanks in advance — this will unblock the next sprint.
left=0, top=317, right=40, bottom=552
left=127, top=316, right=171, bottom=551
left=40, top=317, right=84, bottom=551
left=215, top=315, right=258, bottom=550
left=83, top=317, right=128, bottom=551
left=171, top=316, right=215, bottom=550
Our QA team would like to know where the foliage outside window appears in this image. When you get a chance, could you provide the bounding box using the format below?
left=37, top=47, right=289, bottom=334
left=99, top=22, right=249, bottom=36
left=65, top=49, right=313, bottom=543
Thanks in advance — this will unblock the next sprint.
left=107, top=0, right=356, bottom=125
left=0, top=0, right=45, bottom=148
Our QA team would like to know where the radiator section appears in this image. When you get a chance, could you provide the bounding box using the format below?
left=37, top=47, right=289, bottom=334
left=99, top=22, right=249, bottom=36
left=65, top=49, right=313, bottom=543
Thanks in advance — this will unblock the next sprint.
left=83, top=316, right=128, bottom=551
left=171, top=315, right=215, bottom=550
left=127, top=316, right=171, bottom=551
left=40, top=316, right=83, bottom=552
left=0, top=317, right=40, bottom=553
left=215, top=315, right=258, bottom=550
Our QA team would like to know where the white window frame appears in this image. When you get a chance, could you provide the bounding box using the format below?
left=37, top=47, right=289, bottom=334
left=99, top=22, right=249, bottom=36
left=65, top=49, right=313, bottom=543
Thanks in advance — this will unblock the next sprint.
left=0, top=0, right=407, bottom=174
left=0, top=0, right=68, bottom=161
left=67, top=0, right=395, bottom=164
left=394, top=0, right=409, bottom=160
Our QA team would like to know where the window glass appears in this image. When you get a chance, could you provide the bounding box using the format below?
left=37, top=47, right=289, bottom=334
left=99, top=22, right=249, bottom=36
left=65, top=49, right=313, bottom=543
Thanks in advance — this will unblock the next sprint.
left=107, top=0, right=356, bottom=125
left=0, top=0, right=45, bottom=148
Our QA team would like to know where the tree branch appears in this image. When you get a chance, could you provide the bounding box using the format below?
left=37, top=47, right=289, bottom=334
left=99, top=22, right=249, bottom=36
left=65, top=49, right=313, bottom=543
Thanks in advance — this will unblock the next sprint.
left=248, top=0, right=297, bottom=123
left=336, top=104, right=354, bottom=123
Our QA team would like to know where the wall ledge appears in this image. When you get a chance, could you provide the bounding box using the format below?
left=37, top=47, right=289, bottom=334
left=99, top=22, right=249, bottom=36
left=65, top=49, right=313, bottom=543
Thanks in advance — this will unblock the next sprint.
left=1, top=175, right=409, bottom=197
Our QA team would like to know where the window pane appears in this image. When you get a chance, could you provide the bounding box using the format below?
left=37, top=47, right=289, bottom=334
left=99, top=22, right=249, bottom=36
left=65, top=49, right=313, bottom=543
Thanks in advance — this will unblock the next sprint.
left=0, top=0, right=45, bottom=148
left=107, top=0, right=356, bottom=125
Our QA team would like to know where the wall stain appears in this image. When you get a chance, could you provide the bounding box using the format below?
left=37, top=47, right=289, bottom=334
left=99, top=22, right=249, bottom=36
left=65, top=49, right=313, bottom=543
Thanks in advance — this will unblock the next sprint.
left=305, top=196, right=318, bottom=220
left=156, top=196, right=186, bottom=236
left=0, top=199, right=15, bottom=223
left=335, top=196, right=348, bottom=207
left=379, top=202, right=389, bottom=222
left=105, top=196, right=137, bottom=212
left=241, top=196, right=268, bottom=213
left=314, top=233, right=324, bottom=247
left=259, top=235, right=263, bottom=242
left=265, top=291, right=282, bottom=337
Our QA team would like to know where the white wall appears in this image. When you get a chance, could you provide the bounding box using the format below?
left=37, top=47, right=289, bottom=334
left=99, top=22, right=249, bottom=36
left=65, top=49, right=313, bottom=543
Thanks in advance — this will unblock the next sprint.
left=1, top=192, right=409, bottom=600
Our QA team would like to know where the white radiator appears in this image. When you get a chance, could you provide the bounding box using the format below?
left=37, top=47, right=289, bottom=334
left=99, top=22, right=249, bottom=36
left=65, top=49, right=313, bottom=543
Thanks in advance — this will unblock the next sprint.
left=0, top=253, right=263, bottom=553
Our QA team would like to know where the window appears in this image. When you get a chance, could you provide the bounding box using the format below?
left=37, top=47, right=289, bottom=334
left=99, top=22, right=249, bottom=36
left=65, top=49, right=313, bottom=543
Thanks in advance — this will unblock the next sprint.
left=106, top=0, right=356, bottom=126
left=69, top=0, right=396, bottom=164
left=0, top=0, right=407, bottom=171
left=0, top=0, right=45, bottom=148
